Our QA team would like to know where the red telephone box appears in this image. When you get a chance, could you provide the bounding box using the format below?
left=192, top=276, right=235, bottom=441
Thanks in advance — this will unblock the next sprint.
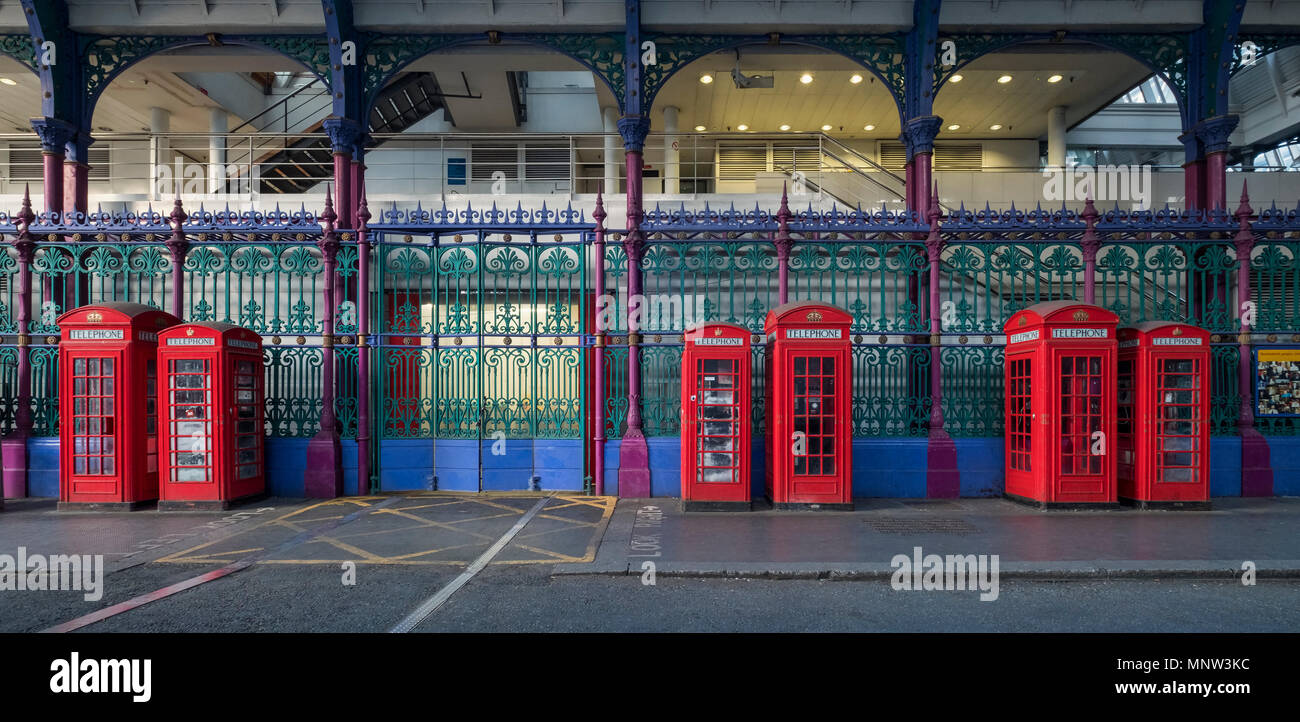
left=764, top=302, right=853, bottom=510
left=681, top=323, right=752, bottom=511
left=157, top=323, right=267, bottom=510
left=1003, top=301, right=1119, bottom=508
left=1117, top=322, right=1212, bottom=509
left=57, top=302, right=180, bottom=510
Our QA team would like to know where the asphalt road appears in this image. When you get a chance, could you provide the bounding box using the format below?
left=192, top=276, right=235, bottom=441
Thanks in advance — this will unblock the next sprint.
left=5, top=561, right=1297, bottom=633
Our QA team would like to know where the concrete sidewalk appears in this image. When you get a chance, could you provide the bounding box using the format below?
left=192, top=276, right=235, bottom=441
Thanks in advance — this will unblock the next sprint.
left=554, top=497, right=1300, bottom=579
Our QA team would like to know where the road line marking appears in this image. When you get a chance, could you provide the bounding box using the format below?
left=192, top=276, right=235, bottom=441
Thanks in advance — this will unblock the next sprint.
left=42, top=496, right=404, bottom=634
left=389, top=496, right=550, bottom=633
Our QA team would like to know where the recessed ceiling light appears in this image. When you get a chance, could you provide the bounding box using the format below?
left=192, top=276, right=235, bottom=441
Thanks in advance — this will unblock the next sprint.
left=849, top=74, right=863, bottom=84
left=694, top=125, right=706, bottom=132
left=997, top=74, right=1013, bottom=84
left=0, top=78, right=16, bottom=86
left=863, top=124, right=875, bottom=131
left=799, top=73, right=814, bottom=85
left=779, top=124, right=791, bottom=131
left=947, top=124, right=960, bottom=130
left=989, top=124, right=1003, bottom=130
left=821, top=124, right=833, bottom=131
left=737, top=124, right=749, bottom=131
left=949, top=74, right=963, bottom=83
left=699, top=74, right=714, bottom=84
left=1047, top=74, right=1063, bottom=83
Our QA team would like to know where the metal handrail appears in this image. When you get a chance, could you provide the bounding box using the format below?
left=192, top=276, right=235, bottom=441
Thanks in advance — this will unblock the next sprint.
left=229, top=78, right=329, bottom=134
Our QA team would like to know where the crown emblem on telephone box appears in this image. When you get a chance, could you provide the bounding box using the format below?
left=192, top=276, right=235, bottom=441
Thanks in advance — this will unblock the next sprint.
left=806, top=311, right=823, bottom=322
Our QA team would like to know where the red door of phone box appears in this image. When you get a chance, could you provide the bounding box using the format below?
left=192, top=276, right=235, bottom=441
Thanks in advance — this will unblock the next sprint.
left=681, top=322, right=752, bottom=511
left=1117, top=321, right=1211, bottom=509
left=157, top=322, right=267, bottom=510
left=764, top=302, right=853, bottom=510
left=1003, top=301, right=1119, bottom=508
left=57, top=302, right=180, bottom=510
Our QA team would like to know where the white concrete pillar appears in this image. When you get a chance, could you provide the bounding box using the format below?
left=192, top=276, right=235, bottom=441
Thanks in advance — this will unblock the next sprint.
left=602, top=106, right=619, bottom=195
left=662, top=105, right=680, bottom=195
left=1047, top=106, right=1067, bottom=168
left=209, top=107, right=228, bottom=195
left=150, top=107, right=171, bottom=200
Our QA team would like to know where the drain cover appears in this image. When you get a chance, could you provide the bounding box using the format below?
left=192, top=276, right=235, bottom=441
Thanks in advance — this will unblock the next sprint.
left=867, top=517, right=981, bottom=534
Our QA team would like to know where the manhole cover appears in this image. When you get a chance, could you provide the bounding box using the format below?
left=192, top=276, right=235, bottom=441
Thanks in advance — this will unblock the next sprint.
left=867, top=517, right=981, bottom=534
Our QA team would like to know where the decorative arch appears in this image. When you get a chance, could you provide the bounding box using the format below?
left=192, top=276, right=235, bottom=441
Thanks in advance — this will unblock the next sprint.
left=360, top=32, right=626, bottom=121
left=933, top=33, right=1190, bottom=126
left=640, top=33, right=906, bottom=124
left=80, top=34, right=332, bottom=127
left=0, top=34, right=39, bottom=73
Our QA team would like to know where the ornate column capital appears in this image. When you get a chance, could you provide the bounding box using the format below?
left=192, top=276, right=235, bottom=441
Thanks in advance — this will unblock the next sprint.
left=322, top=117, right=363, bottom=155
left=617, top=115, right=651, bottom=152
left=1195, top=114, right=1239, bottom=155
left=30, top=117, right=76, bottom=154
left=902, top=115, right=943, bottom=159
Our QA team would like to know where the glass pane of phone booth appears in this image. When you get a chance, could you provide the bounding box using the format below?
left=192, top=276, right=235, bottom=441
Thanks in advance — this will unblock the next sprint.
left=695, top=358, right=740, bottom=483
left=234, top=360, right=263, bottom=479
left=792, top=355, right=835, bottom=476
left=1157, top=357, right=1202, bottom=483
left=168, top=359, right=213, bottom=483
left=71, top=356, right=116, bottom=476
left=1059, top=355, right=1103, bottom=475
left=1116, top=358, right=1135, bottom=479
left=1007, top=357, right=1032, bottom=472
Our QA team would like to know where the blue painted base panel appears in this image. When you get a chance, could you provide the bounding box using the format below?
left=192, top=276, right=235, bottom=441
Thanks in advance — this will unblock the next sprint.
left=12, top=435, right=1297, bottom=500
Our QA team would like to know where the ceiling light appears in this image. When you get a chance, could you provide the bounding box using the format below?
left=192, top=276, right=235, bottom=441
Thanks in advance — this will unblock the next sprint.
left=699, top=73, right=714, bottom=84
left=0, top=78, right=15, bottom=86
left=694, top=125, right=706, bottom=132
left=821, top=124, right=833, bottom=131
left=1047, top=74, right=1063, bottom=83
left=947, top=124, right=960, bottom=131
left=997, top=74, right=1013, bottom=84
left=779, top=124, right=791, bottom=131
left=989, top=124, right=1002, bottom=130
left=737, top=124, right=749, bottom=131
left=949, top=74, right=963, bottom=83
left=863, top=124, right=875, bottom=131
left=849, top=74, right=863, bottom=84
left=799, top=73, right=814, bottom=85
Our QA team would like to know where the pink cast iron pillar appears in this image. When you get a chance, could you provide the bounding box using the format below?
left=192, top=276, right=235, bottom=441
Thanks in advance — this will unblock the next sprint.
left=1233, top=183, right=1274, bottom=496
left=305, top=187, right=345, bottom=498
left=593, top=191, right=608, bottom=496
left=924, top=184, right=959, bottom=498
left=617, top=115, right=652, bottom=497
left=356, top=193, right=373, bottom=496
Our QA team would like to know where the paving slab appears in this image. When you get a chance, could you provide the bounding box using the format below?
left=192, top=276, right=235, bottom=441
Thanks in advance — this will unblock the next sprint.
left=554, top=497, right=1300, bottom=579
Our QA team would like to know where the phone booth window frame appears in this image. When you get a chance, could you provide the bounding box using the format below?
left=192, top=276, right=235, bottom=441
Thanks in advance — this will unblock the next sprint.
left=681, top=323, right=752, bottom=511
left=157, top=322, right=266, bottom=510
left=1002, top=301, right=1119, bottom=508
left=1117, top=321, right=1212, bottom=508
left=763, top=302, right=854, bottom=510
left=57, top=303, right=179, bottom=509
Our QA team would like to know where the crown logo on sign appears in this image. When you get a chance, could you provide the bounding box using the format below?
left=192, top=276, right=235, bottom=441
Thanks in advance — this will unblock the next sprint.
left=186, top=328, right=195, bottom=336
left=806, top=311, right=823, bottom=322
left=1172, top=327, right=1183, bottom=336
left=713, top=328, right=723, bottom=336
left=86, top=312, right=102, bottom=323
left=1017, top=316, right=1027, bottom=327
left=1072, top=310, right=1089, bottom=322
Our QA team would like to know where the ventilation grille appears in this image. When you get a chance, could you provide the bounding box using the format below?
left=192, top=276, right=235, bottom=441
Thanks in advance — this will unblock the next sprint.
left=524, top=144, right=568, bottom=180
left=772, top=143, right=820, bottom=174
left=878, top=142, right=984, bottom=172
left=717, top=145, right=767, bottom=181
left=8, top=147, right=111, bottom=180
left=470, top=145, right=518, bottom=181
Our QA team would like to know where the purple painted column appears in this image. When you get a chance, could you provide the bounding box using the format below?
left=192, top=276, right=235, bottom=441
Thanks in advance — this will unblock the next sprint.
left=1080, top=197, right=1100, bottom=305
left=1179, top=129, right=1204, bottom=212
left=1233, top=183, right=1273, bottom=496
left=1195, top=115, right=1239, bottom=211
left=1, top=190, right=37, bottom=502
left=923, top=183, right=958, bottom=498
left=355, top=193, right=373, bottom=496
left=593, top=191, right=608, bottom=496
left=30, top=118, right=74, bottom=215
left=775, top=186, right=792, bottom=304
left=165, top=198, right=189, bottom=320
left=305, top=188, right=345, bottom=498
left=617, top=116, right=652, bottom=497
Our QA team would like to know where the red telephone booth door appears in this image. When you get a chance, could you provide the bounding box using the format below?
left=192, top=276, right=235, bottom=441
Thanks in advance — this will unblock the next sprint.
left=1053, top=351, right=1108, bottom=500
left=1152, top=356, right=1206, bottom=493
left=683, top=357, right=749, bottom=506
left=66, top=353, right=124, bottom=495
left=780, top=346, right=852, bottom=505
left=164, top=357, right=218, bottom=499
left=1004, top=352, right=1035, bottom=500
